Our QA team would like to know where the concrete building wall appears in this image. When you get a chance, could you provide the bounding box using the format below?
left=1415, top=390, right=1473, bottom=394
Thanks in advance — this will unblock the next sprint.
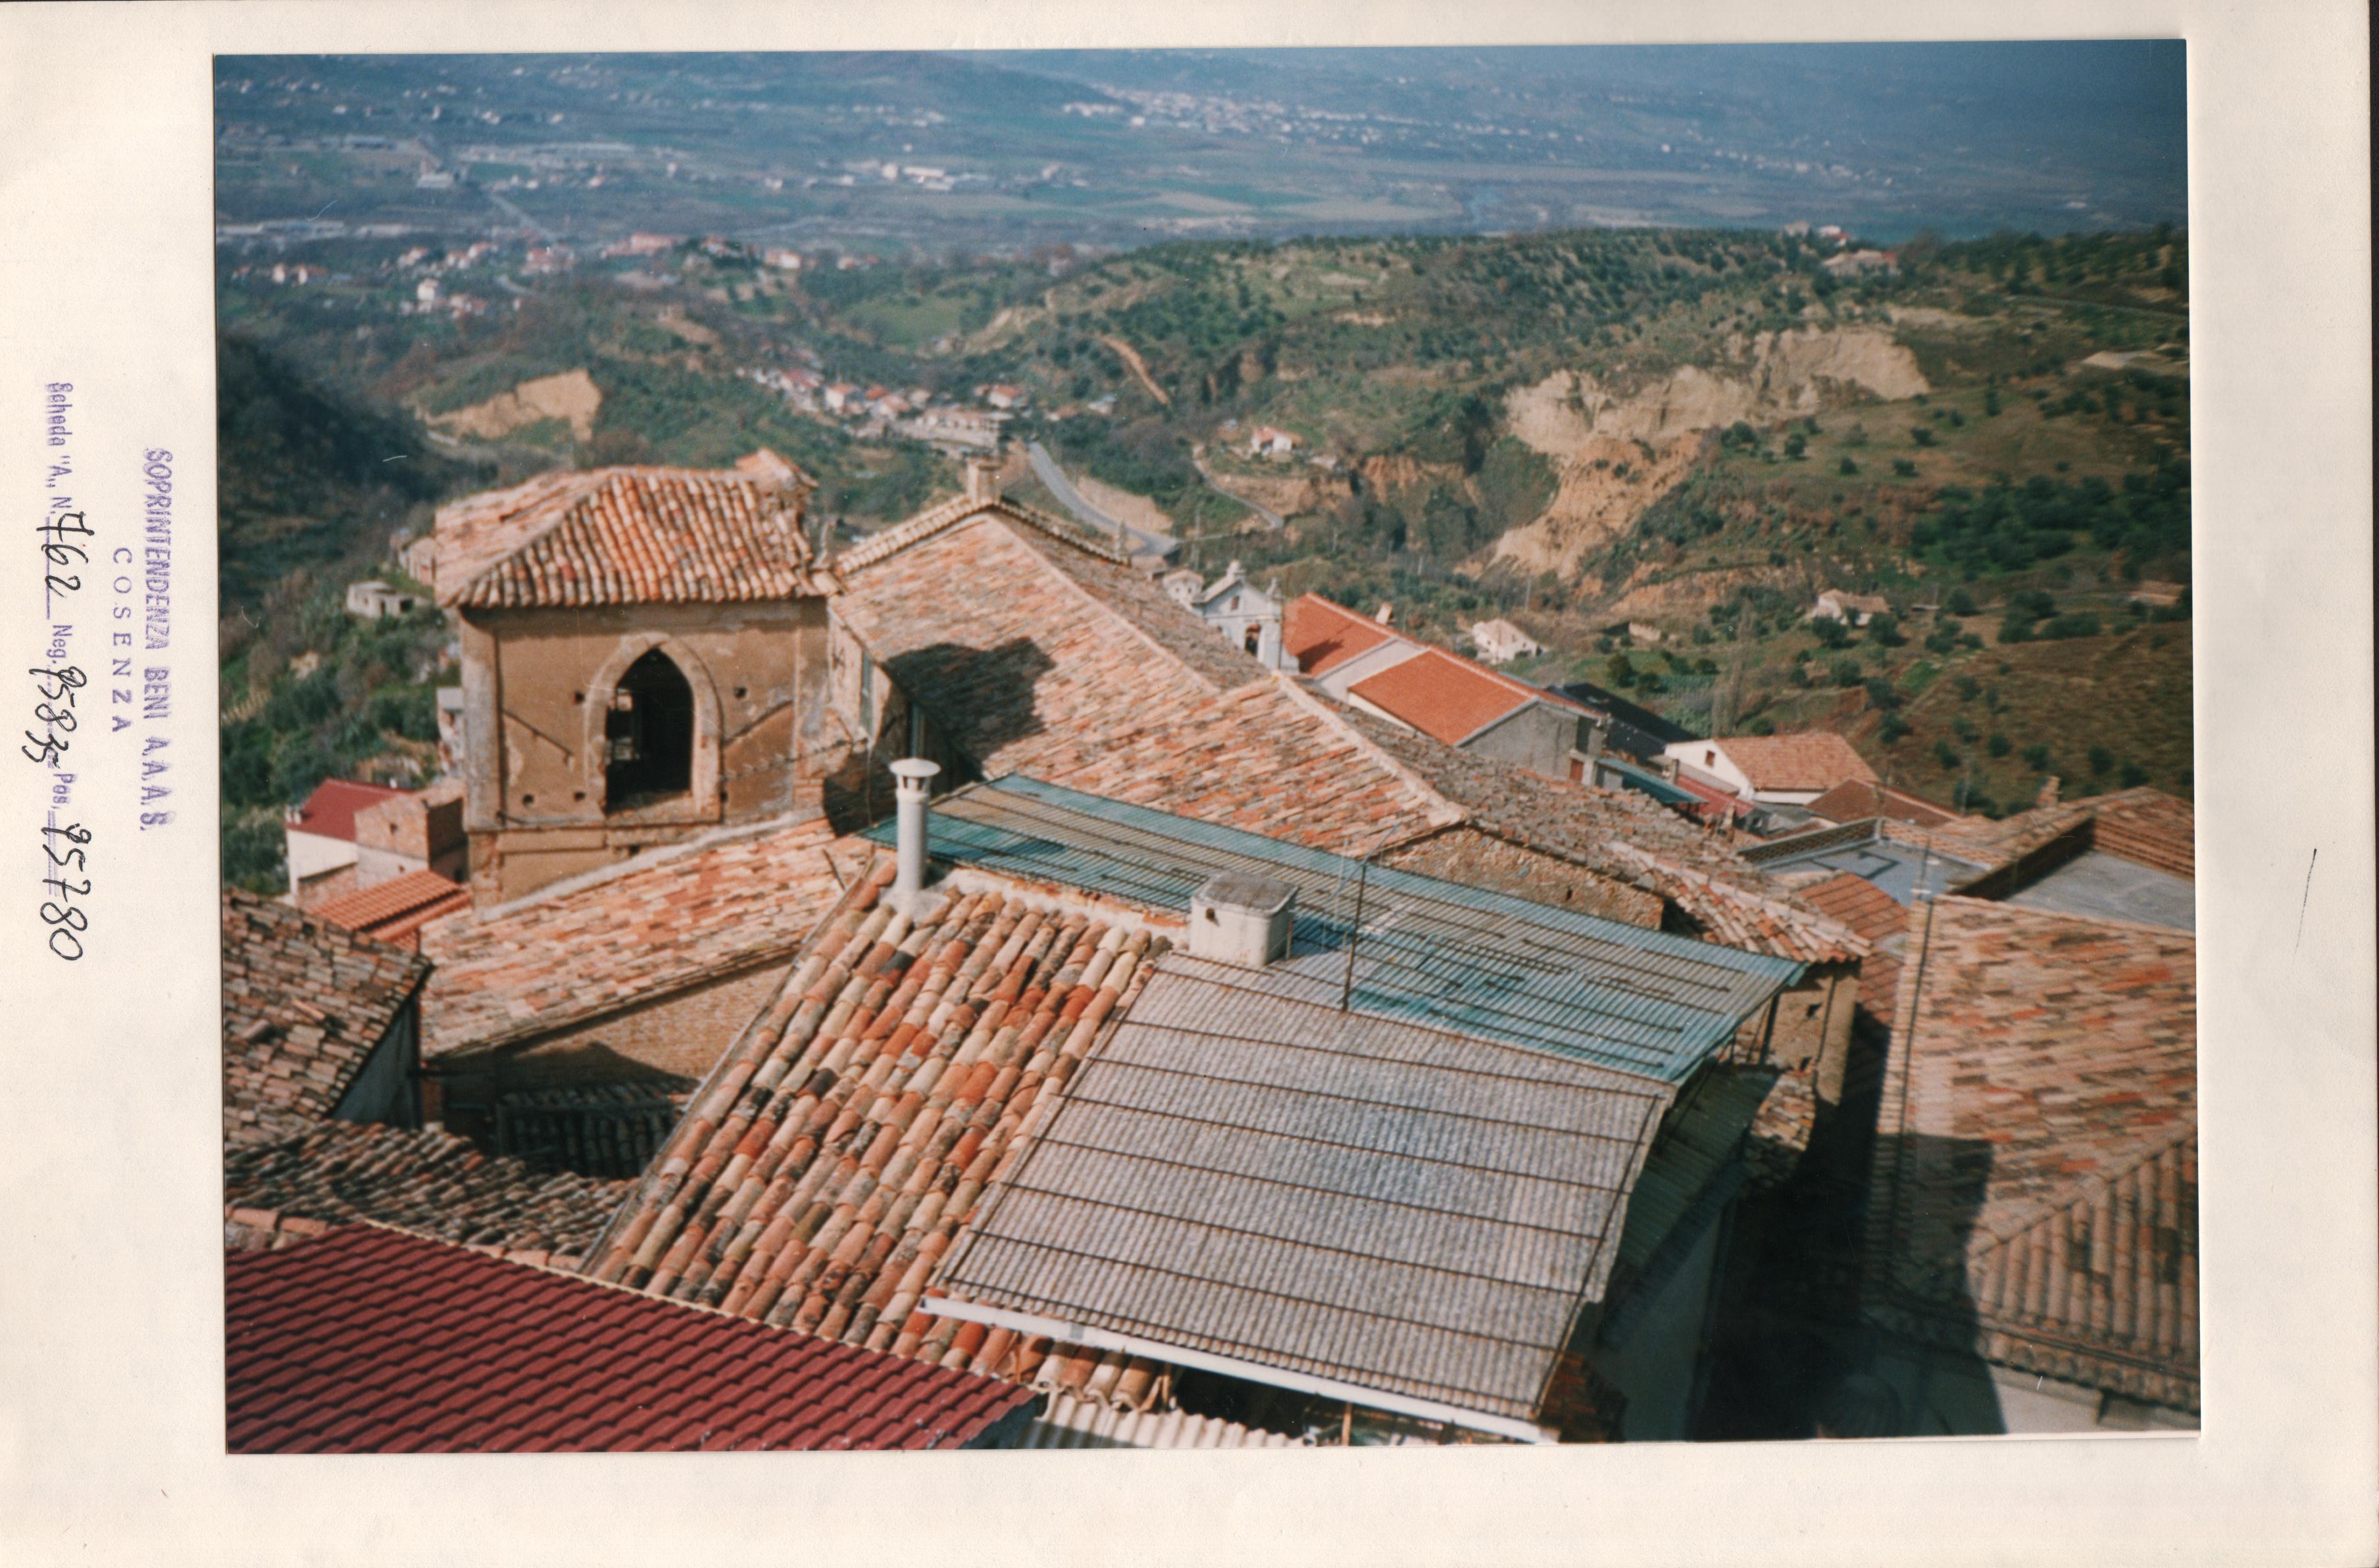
left=430, top=961, right=787, bottom=1142
left=1591, top=1213, right=1728, bottom=1441
left=1662, top=741, right=1756, bottom=801
left=1460, top=701, right=1583, bottom=780
left=458, top=599, right=831, bottom=900
left=285, top=828, right=357, bottom=900
left=330, top=1001, right=422, bottom=1129
left=1378, top=827, right=1665, bottom=928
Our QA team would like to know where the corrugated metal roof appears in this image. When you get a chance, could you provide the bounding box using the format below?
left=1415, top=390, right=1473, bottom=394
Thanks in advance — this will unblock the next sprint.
left=866, top=775, right=1802, bottom=1085
left=988, top=1392, right=1303, bottom=1449
left=936, top=968, right=1677, bottom=1425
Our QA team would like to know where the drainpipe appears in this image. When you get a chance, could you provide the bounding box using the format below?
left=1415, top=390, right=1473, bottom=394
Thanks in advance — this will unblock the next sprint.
left=890, top=757, right=940, bottom=910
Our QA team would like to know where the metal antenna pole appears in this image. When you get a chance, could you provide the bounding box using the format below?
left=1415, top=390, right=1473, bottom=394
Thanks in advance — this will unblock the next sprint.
left=1339, top=852, right=1370, bottom=1013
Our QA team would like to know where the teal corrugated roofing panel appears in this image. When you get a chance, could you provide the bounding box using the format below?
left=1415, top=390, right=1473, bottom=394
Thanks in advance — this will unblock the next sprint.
left=864, top=774, right=1802, bottom=1083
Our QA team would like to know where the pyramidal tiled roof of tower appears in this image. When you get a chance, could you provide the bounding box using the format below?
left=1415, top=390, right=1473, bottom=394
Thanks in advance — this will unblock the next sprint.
left=832, top=503, right=1459, bottom=856
left=433, top=464, right=835, bottom=610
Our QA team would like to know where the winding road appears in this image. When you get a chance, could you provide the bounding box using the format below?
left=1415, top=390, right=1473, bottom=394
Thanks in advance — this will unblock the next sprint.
left=1191, top=452, right=1287, bottom=533
left=1026, top=442, right=1179, bottom=562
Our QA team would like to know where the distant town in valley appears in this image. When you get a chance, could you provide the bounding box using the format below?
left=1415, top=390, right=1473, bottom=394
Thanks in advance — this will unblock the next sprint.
left=216, top=44, right=2197, bottom=1453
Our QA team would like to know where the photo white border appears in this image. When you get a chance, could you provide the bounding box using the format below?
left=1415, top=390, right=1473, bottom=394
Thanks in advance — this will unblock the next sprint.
left=1, top=3, right=2369, bottom=1563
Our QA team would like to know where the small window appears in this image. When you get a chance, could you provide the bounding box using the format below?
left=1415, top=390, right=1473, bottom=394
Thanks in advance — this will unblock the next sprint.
left=1244, top=625, right=1263, bottom=656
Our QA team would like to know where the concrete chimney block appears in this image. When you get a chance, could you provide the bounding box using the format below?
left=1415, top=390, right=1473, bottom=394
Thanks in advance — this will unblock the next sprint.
left=1188, top=872, right=1297, bottom=968
left=889, top=757, right=941, bottom=912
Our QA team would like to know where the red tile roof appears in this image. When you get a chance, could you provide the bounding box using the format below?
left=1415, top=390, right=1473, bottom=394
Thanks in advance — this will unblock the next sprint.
left=418, top=816, right=861, bottom=1058
left=1347, top=646, right=1534, bottom=746
left=1865, top=895, right=2197, bottom=1410
left=1709, top=732, right=1879, bottom=794
left=1283, top=591, right=1398, bottom=676
left=432, top=465, right=834, bottom=610
left=221, top=889, right=432, bottom=1139
left=310, top=869, right=473, bottom=948
left=224, top=1120, right=630, bottom=1264
left=838, top=501, right=1852, bottom=971
left=224, top=1225, right=1032, bottom=1452
left=289, top=779, right=407, bottom=844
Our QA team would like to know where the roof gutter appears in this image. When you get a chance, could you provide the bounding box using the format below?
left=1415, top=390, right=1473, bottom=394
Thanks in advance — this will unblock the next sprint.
left=918, top=1296, right=1559, bottom=1445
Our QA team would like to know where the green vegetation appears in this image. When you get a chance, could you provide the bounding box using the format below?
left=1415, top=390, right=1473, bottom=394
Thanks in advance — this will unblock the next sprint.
left=218, top=577, right=452, bottom=893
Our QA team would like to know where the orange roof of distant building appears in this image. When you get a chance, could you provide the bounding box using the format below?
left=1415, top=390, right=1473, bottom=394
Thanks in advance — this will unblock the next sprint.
left=1711, top=731, right=1879, bottom=793
left=1282, top=592, right=1399, bottom=676
left=1348, top=646, right=1535, bottom=747
left=311, top=869, right=473, bottom=947
left=431, top=465, right=835, bottom=610
left=289, top=779, right=407, bottom=843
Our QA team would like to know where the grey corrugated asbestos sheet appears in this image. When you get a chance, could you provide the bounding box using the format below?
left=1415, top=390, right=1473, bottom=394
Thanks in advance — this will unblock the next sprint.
left=864, top=775, right=1803, bottom=1084
left=938, top=966, right=1678, bottom=1425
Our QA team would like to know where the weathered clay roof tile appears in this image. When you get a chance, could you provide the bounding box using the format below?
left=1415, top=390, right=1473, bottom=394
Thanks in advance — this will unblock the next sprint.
left=224, top=1120, right=630, bottom=1262
left=1865, top=894, right=2197, bottom=1411
left=222, top=889, right=432, bottom=1139
left=433, top=465, right=834, bottom=610
left=418, top=817, right=863, bottom=1058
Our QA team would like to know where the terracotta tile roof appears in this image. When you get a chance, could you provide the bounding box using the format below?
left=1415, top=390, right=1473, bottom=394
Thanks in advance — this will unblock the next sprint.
left=289, top=778, right=406, bottom=843
left=1599, top=844, right=1868, bottom=968
left=225, top=1225, right=1032, bottom=1452
left=1284, top=591, right=1399, bottom=676
left=1708, top=731, right=1878, bottom=794
left=418, top=816, right=862, bottom=1058
left=1326, top=700, right=1860, bottom=964
left=1805, top=778, right=1972, bottom=829
left=839, top=500, right=1849, bottom=969
left=223, top=1120, right=631, bottom=1262
left=432, top=464, right=834, bottom=610
left=584, top=869, right=1166, bottom=1361
left=1348, top=646, right=1535, bottom=745
left=310, top=870, right=473, bottom=947
left=833, top=510, right=1456, bottom=856
left=222, top=888, right=432, bottom=1139
left=1865, top=895, right=2197, bottom=1409
left=1795, top=870, right=1910, bottom=950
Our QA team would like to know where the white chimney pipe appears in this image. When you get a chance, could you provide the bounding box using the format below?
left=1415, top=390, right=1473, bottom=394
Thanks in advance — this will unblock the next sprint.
left=889, top=757, right=941, bottom=908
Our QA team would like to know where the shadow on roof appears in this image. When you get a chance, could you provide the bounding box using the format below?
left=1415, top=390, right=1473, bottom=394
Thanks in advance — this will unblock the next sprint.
left=881, top=636, right=1056, bottom=761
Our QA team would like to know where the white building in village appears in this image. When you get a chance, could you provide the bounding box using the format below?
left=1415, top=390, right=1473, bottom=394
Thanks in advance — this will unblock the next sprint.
left=1168, top=560, right=1286, bottom=670
left=1469, top=618, right=1541, bottom=665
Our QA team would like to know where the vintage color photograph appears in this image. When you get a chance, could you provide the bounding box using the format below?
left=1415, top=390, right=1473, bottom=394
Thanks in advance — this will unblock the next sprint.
left=214, top=42, right=2195, bottom=1448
